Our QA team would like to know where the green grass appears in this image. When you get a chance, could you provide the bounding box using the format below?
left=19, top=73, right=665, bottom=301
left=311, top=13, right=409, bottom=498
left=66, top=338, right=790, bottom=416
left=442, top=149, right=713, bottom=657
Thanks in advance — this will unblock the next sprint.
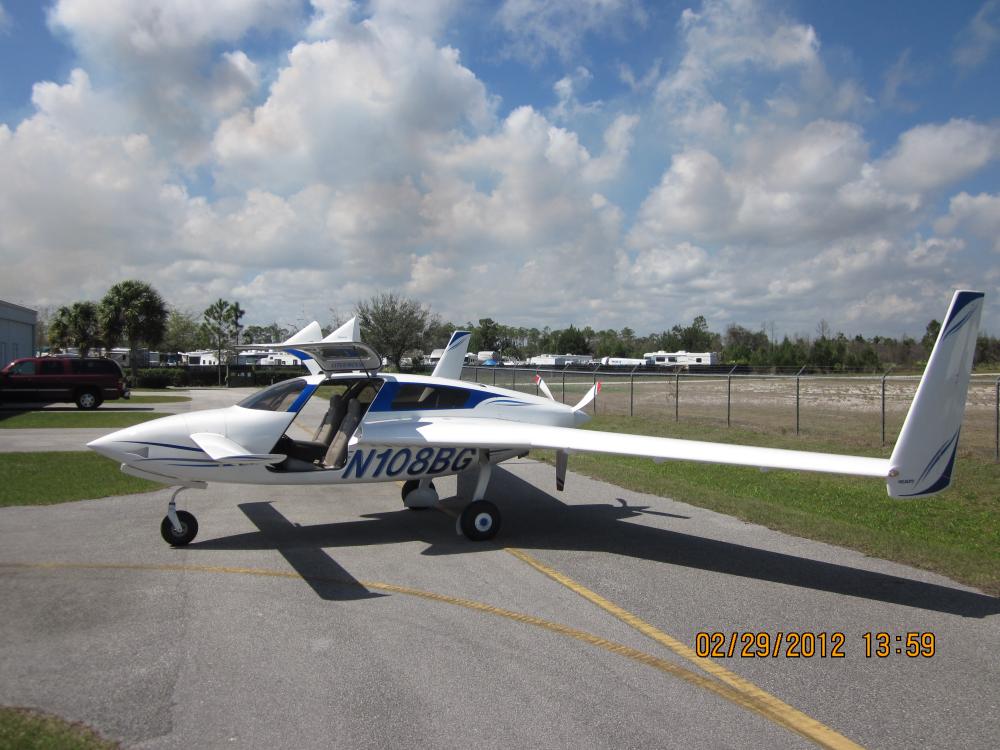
left=0, top=708, right=118, bottom=749
left=0, top=452, right=162, bottom=506
left=124, top=395, right=191, bottom=404
left=547, top=416, right=1000, bottom=595
left=0, top=412, right=162, bottom=429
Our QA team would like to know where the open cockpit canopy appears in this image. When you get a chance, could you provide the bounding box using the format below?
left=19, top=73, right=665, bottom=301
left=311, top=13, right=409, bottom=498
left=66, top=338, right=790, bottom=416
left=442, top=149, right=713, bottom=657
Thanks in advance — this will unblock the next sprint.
left=238, top=317, right=383, bottom=374
left=277, top=342, right=382, bottom=373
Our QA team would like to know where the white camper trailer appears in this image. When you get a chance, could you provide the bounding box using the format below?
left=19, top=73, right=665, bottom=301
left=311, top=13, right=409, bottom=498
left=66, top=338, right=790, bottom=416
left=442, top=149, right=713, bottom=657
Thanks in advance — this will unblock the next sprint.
left=644, top=350, right=720, bottom=367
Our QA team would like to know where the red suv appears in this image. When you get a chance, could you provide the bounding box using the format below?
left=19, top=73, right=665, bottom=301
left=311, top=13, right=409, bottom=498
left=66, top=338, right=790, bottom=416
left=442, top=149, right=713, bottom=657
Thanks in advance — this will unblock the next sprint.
left=0, top=357, right=130, bottom=409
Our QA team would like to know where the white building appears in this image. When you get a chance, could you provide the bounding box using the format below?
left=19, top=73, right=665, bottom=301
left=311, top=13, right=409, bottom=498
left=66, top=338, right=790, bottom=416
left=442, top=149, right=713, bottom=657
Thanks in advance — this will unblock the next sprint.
left=0, top=300, right=37, bottom=366
left=643, top=350, right=720, bottom=367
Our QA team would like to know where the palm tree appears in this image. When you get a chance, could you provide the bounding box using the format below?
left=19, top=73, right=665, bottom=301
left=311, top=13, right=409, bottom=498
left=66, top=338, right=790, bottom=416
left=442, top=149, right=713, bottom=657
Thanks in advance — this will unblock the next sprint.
left=48, top=309, right=71, bottom=353
left=203, top=298, right=232, bottom=386
left=100, top=281, right=168, bottom=378
left=49, top=302, right=103, bottom=356
left=227, top=301, right=246, bottom=347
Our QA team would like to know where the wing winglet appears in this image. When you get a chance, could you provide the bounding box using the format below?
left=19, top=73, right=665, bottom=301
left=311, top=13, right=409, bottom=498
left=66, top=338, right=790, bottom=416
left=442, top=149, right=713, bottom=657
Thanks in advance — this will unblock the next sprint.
left=432, top=331, right=472, bottom=380
left=887, top=290, right=984, bottom=498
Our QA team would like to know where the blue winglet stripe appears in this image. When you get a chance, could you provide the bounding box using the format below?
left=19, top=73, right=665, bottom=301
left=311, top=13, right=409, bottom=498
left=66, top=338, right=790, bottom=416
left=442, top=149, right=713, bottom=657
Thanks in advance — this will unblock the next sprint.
left=446, top=332, right=470, bottom=351
left=942, top=308, right=975, bottom=340
left=285, top=348, right=313, bottom=361
left=941, top=291, right=983, bottom=340
left=916, top=431, right=958, bottom=485
left=899, top=440, right=959, bottom=497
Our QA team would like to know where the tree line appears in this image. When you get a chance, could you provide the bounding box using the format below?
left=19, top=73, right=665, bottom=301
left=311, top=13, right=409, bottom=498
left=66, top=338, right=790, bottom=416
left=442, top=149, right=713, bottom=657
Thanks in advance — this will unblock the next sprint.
left=39, top=283, right=1000, bottom=377
left=461, top=314, right=1000, bottom=372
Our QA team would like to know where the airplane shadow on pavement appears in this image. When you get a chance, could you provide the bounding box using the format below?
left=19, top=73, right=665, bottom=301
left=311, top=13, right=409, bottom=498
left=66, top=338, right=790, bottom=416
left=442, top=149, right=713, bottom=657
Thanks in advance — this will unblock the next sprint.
left=190, top=465, right=999, bottom=618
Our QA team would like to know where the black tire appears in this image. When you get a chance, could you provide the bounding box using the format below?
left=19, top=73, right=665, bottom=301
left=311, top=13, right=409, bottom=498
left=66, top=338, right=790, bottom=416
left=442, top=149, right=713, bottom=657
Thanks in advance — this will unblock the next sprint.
left=75, top=389, right=102, bottom=410
left=402, top=479, right=435, bottom=510
left=160, top=510, right=198, bottom=546
left=460, top=500, right=500, bottom=541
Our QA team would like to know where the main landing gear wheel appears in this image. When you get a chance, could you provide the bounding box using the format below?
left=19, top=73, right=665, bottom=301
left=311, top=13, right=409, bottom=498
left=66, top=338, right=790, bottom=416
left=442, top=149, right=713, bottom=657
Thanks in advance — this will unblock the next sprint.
left=160, top=510, right=198, bottom=546
left=459, top=500, right=501, bottom=541
left=402, top=479, right=436, bottom=510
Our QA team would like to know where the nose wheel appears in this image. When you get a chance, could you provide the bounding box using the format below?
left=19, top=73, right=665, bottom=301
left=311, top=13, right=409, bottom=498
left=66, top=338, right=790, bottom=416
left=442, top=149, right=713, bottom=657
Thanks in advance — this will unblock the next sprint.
left=160, top=485, right=200, bottom=546
left=160, top=510, right=198, bottom=546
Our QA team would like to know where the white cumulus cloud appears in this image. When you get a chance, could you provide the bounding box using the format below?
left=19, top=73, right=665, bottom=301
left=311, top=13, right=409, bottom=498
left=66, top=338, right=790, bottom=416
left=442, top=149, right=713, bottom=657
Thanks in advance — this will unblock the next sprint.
left=934, top=192, right=1000, bottom=252
left=877, top=119, right=1000, bottom=193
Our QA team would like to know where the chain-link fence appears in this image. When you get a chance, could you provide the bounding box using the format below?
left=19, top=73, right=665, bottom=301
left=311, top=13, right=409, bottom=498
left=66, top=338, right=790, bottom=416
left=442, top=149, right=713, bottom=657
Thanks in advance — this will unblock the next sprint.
left=461, top=366, right=1000, bottom=461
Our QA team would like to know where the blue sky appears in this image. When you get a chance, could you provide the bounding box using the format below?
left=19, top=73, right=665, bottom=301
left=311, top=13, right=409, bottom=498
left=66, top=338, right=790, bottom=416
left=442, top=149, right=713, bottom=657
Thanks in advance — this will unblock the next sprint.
left=0, top=0, right=998, bottom=338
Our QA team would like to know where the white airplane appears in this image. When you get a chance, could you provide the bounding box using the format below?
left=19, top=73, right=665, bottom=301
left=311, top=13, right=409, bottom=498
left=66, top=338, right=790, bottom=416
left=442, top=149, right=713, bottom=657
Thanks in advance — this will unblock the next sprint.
left=88, top=291, right=984, bottom=547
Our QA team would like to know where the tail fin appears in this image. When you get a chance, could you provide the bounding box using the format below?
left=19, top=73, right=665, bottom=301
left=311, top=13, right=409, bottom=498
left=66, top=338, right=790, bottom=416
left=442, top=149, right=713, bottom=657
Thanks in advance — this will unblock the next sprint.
left=887, top=290, right=984, bottom=498
left=281, top=321, right=324, bottom=375
left=323, top=317, right=360, bottom=343
left=432, top=331, right=471, bottom=380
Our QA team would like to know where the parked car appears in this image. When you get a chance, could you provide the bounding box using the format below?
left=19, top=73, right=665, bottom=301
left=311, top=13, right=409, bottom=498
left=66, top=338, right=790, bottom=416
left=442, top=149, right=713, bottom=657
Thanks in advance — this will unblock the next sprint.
left=0, top=357, right=130, bottom=409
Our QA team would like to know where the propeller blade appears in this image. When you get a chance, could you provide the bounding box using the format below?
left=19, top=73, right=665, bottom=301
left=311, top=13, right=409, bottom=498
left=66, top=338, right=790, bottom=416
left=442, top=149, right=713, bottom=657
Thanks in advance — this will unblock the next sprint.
left=533, top=374, right=555, bottom=401
left=572, top=381, right=601, bottom=412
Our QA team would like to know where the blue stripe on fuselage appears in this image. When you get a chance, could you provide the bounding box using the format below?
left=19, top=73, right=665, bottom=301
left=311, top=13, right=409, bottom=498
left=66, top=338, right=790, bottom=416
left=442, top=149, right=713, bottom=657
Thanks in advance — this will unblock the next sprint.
left=368, top=381, right=527, bottom=413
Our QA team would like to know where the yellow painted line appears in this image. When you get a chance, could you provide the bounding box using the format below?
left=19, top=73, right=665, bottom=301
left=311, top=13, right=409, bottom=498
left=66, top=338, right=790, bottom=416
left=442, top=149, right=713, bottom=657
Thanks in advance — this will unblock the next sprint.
left=1, top=561, right=766, bottom=712
left=505, top=547, right=863, bottom=750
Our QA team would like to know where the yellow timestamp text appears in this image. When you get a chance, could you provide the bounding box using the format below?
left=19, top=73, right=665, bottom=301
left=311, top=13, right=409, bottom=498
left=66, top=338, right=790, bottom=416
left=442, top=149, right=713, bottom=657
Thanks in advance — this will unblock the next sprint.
left=693, top=631, right=937, bottom=658
left=862, top=631, right=936, bottom=658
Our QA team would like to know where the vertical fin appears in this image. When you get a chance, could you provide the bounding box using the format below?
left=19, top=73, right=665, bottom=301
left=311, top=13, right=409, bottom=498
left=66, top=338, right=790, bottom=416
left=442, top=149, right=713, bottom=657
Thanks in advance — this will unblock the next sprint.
left=281, top=321, right=324, bottom=375
left=323, top=317, right=360, bottom=343
left=887, top=290, right=984, bottom=498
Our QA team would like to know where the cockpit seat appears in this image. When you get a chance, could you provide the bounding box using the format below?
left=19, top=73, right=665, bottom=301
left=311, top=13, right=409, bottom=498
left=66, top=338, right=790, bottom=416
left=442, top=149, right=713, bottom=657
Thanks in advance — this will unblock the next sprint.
left=325, top=398, right=362, bottom=469
left=313, top=393, right=347, bottom=445
left=276, top=392, right=349, bottom=465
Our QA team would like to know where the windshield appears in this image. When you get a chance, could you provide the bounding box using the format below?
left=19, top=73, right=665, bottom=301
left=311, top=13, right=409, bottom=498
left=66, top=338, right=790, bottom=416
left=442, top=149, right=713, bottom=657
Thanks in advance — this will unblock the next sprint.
left=238, top=378, right=309, bottom=412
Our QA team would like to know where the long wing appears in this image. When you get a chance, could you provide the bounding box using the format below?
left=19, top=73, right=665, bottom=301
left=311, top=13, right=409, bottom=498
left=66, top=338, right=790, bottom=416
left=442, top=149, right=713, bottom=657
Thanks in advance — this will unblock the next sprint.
left=190, top=433, right=286, bottom=465
left=360, top=418, right=890, bottom=478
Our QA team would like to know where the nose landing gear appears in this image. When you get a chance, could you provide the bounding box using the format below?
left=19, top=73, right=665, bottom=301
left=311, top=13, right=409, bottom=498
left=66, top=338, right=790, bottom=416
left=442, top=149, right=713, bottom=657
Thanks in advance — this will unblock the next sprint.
left=159, top=485, right=203, bottom=546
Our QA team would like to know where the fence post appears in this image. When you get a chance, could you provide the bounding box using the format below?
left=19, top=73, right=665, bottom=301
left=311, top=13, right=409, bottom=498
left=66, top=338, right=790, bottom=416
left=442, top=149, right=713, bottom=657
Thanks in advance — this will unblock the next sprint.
left=593, top=370, right=598, bottom=414
left=562, top=368, right=566, bottom=403
left=534, top=370, right=539, bottom=397
left=629, top=365, right=637, bottom=417
left=880, top=366, right=895, bottom=447
left=493, top=367, right=496, bottom=386
left=795, top=366, right=805, bottom=435
left=727, top=365, right=737, bottom=427
left=511, top=367, right=516, bottom=392
left=675, top=370, right=680, bottom=422
left=474, top=366, right=479, bottom=383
